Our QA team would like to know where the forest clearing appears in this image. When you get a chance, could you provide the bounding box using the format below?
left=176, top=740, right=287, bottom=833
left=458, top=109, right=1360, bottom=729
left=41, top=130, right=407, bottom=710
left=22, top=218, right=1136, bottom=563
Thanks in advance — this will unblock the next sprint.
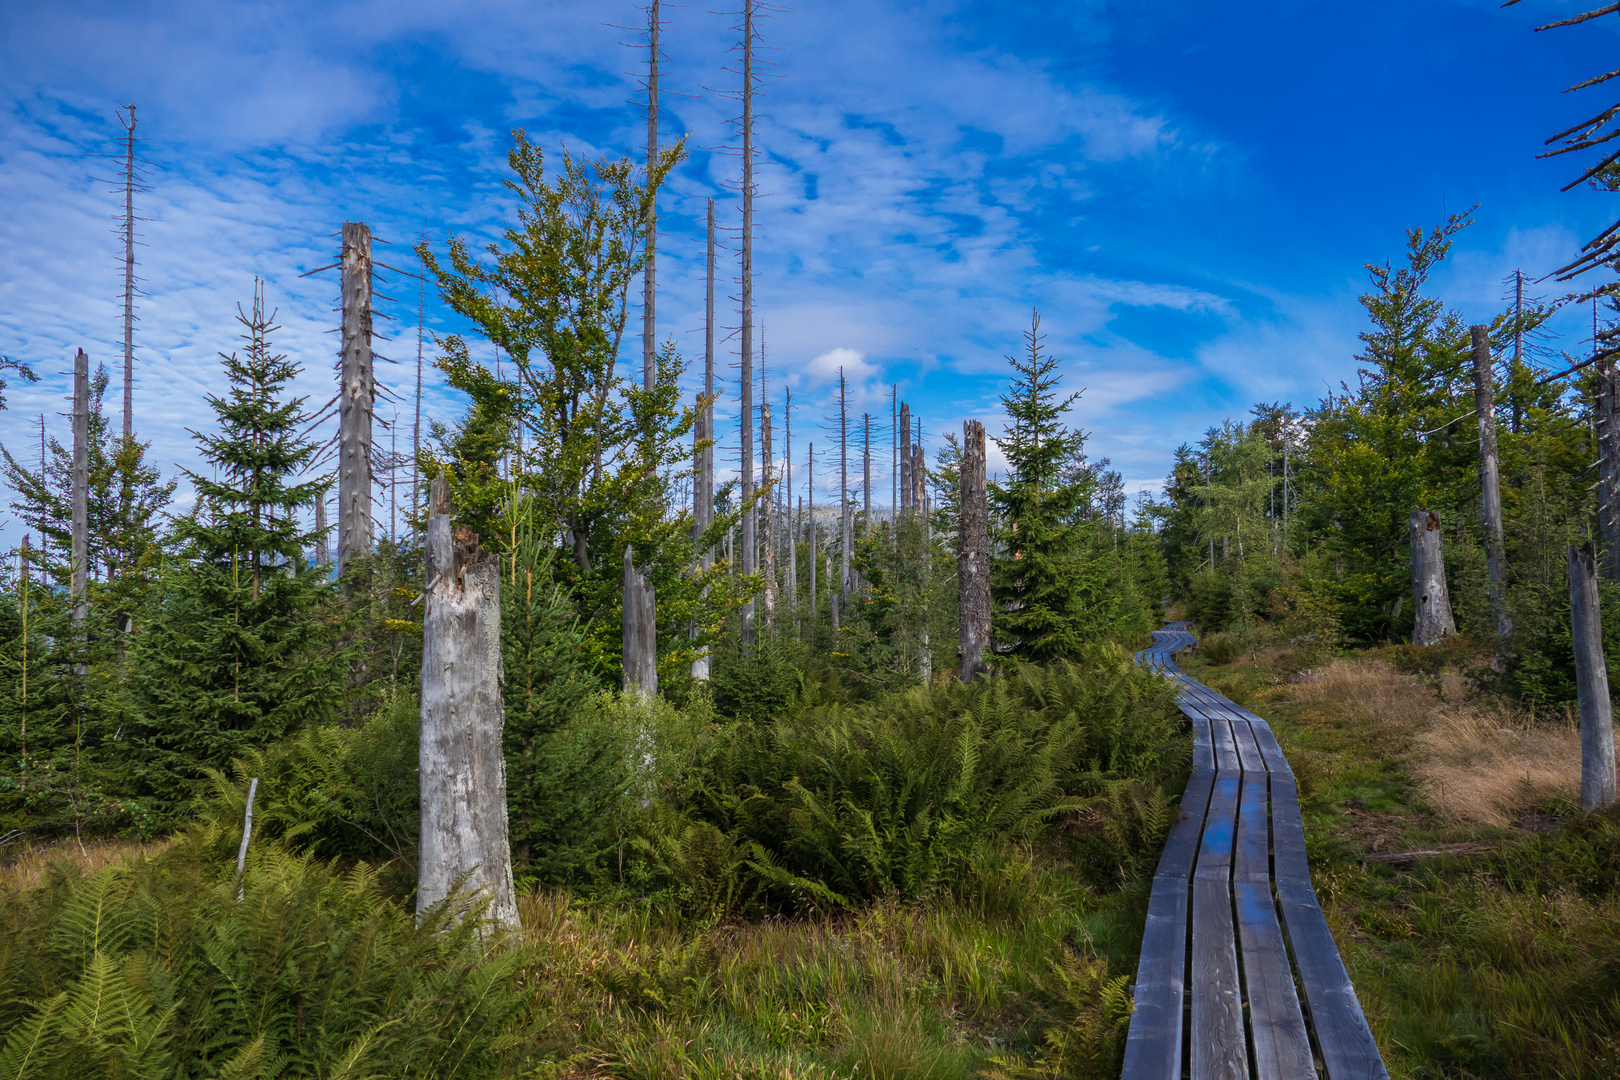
left=3, top=1, right=1620, bottom=1079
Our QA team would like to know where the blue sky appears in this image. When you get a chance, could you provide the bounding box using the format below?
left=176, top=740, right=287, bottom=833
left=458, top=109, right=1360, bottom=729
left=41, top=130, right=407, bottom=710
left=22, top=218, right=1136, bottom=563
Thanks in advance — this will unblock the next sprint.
left=0, top=0, right=1615, bottom=543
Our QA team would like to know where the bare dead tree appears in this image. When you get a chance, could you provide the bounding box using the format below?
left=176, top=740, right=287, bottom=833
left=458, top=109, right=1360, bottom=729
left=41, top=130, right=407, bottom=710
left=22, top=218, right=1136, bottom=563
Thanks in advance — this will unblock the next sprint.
left=1471, top=326, right=1513, bottom=665
left=641, top=7, right=662, bottom=390
left=1570, top=541, right=1619, bottom=810
left=338, top=222, right=375, bottom=577
left=738, top=1, right=759, bottom=645
left=837, top=369, right=852, bottom=603
left=1409, top=509, right=1457, bottom=646
left=786, top=385, right=795, bottom=626
left=109, top=105, right=150, bottom=441
left=899, top=400, right=912, bottom=515
left=71, top=350, right=89, bottom=633
left=959, top=420, right=990, bottom=680
left=691, top=200, right=717, bottom=681
left=624, top=545, right=658, bottom=700
left=414, top=239, right=426, bottom=529
left=418, top=474, right=518, bottom=929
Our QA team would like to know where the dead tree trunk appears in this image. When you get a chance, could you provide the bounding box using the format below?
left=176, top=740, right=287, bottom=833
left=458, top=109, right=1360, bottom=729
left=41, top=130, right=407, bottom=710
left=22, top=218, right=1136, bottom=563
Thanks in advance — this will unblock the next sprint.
left=418, top=474, right=518, bottom=929
left=1409, top=509, right=1457, bottom=646
left=1600, top=357, right=1620, bottom=581
left=786, top=388, right=796, bottom=628
left=71, top=349, right=89, bottom=633
left=898, top=401, right=912, bottom=514
left=623, top=545, right=657, bottom=700
left=314, top=493, right=329, bottom=568
left=762, top=398, right=776, bottom=629
left=838, top=370, right=852, bottom=602
left=642, top=0, right=660, bottom=393
left=1570, top=542, right=1618, bottom=811
left=1471, top=326, right=1513, bottom=666
left=118, top=105, right=140, bottom=440
left=738, top=1, right=758, bottom=647
left=959, top=420, right=990, bottom=681
left=690, top=199, right=716, bottom=681
left=807, top=444, right=817, bottom=637
left=338, top=221, right=375, bottom=578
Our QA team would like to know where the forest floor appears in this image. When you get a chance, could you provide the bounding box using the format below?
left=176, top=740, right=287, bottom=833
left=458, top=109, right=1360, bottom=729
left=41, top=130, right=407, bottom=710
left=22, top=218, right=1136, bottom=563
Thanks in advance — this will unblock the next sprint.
left=1181, top=634, right=1620, bottom=1080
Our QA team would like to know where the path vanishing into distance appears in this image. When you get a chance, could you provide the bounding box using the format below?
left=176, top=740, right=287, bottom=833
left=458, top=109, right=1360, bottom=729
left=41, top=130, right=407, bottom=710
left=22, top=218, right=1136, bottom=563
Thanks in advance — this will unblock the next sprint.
left=1126, top=623, right=1389, bottom=1080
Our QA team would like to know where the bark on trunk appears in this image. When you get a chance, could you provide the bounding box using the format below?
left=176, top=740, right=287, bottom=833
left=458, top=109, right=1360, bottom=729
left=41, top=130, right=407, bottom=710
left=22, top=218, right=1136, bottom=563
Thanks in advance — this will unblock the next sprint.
left=1471, top=326, right=1513, bottom=666
left=1570, top=542, right=1618, bottom=811
left=338, top=221, right=374, bottom=577
left=1409, top=509, right=1457, bottom=646
left=71, top=349, right=88, bottom=633
left=418, top=474, right=518, bottom=929
left=623, top=545, right=657, bottom=701
left=898, top=402, right=911, bottom=513
left=1601, top=359, right=1619, bottom=581
left=959, top=420, right=991, bottom=681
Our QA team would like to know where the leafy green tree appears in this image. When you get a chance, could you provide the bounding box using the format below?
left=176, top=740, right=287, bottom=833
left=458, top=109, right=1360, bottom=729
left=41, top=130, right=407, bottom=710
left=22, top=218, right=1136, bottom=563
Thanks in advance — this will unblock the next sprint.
left=127, top=290, right=342, bottom=810
left=991, top=311, right=1116, bottom=661
left=417, top=130, right=749, bottom=687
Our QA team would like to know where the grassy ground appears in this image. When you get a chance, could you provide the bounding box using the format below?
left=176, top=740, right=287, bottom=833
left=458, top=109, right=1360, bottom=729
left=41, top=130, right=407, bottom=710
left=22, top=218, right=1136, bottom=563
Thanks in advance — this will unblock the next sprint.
left=1182, top=634, right=1620, bottom=1080
left=0, top=833, right=1152, bottom=1079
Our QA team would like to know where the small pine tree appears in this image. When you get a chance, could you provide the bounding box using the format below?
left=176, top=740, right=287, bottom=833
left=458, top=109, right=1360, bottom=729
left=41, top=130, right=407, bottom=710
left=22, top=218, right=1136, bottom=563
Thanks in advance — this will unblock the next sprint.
left=991, top=310, right=1115, bottom=662
left=128, top=287, right=342, bottom=810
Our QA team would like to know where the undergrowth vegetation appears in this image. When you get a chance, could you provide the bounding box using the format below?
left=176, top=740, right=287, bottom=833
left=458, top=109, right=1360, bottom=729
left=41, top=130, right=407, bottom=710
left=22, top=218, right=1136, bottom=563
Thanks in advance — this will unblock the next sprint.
left=1, top=646, right=1186, bottom=1080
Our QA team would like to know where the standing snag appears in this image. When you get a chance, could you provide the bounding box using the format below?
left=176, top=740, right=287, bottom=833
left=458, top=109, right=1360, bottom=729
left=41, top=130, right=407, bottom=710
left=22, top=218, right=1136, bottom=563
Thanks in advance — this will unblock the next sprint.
left=1471, top=325, right=1513, bottom=666
left=959, top=420, right=991, bottom=681
left=1408, top=509, right=1456, bottom=647
left=1569, top=542, right=1618, bottom=812
left=418, top=473, right=519, bottom=929
left=623, top=545, right=657, bottom=701
left=338, top=221, right=375, bottom=577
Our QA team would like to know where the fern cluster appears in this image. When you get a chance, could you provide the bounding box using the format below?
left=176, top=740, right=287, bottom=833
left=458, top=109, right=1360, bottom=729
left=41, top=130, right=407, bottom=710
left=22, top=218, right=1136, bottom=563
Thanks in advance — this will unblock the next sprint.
left=0, top=834, right=543, bottom=1079
left=636, top=646, right=1186, bottom=911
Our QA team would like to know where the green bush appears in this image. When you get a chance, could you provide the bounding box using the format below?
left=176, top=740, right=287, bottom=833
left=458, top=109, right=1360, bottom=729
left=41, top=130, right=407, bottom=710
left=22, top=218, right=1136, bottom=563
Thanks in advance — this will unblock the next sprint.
left=1198, top=632, right=1240, bottom=666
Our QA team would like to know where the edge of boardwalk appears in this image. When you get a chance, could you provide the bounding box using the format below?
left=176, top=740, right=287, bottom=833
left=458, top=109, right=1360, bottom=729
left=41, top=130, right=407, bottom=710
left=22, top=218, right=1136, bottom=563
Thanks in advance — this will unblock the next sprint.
left=1121, top=623, right=1389, bottom=1080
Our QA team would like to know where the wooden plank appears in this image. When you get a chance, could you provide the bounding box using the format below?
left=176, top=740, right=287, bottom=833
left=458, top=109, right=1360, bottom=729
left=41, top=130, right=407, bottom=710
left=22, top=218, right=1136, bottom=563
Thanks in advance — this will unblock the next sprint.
left=1209, top=714, right=1241, bottom=776
left=1122, top=879, right=1190, bottom=1080
left=1192, top=875, right=1250, bottom=1080
left=1234, top=880, right=1316, bottom=1080
left=1276, top=889, right=1388, bottom=1080
left=1158, top=769, right=1216, bottom=879
left=1233, top=729, right=1271, bottom=886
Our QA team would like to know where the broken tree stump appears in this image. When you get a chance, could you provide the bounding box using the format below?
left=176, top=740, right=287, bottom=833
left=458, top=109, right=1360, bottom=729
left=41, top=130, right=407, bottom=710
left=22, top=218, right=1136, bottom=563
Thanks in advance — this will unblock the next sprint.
left=418, top=473, right=519, bottom=929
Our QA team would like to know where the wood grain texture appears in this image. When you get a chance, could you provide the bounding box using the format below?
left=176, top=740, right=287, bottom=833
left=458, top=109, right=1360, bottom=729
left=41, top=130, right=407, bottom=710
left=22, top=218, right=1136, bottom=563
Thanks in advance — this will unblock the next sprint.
left=1121, top=878, right=1190, bottom=1080
left=1235, top=880, right=1315, bottom=1080
left=1192, top=875, right=1249, bottom=1080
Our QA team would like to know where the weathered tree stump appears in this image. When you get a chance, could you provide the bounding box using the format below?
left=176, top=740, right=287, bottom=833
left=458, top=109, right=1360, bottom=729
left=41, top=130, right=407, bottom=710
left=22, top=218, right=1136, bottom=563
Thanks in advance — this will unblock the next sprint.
left=623, top=545, right=657, bottom=701
left=418, top=474, right=518, bottom=929
left=1409, top=509, right=1456, bottom=646
left=1569, top=542, right=1618, bottom=812
left=959, top=420, right=991, bottom=681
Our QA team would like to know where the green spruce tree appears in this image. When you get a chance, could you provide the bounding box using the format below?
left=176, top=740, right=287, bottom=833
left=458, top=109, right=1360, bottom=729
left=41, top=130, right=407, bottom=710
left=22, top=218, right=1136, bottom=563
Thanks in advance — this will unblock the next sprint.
left=128, top=287, right=342, bottom=811
left=991, top=310, right=1115, bottom=662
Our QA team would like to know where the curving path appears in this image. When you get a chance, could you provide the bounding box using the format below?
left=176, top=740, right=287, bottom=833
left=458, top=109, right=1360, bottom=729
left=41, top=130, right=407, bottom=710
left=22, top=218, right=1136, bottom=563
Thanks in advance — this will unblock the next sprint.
left=1124, top=623, right=1388, bottom=1080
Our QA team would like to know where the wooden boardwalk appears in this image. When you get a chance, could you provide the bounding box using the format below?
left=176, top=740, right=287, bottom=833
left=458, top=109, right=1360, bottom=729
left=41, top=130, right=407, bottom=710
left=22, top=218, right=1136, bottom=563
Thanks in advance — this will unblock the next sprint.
left=1124, top=623, right=1387, bottom=1080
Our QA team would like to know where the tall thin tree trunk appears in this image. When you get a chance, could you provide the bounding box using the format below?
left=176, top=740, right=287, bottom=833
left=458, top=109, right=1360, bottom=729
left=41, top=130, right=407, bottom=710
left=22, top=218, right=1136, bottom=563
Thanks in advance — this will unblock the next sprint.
left=642, top=0, right=660, bottom=392
left=71, top=350, right=89, bottom=633
left=315, top=494, right=329, bottom=567
left=738, top=2, right=757, bottom=647
left=119, top=106, right=138, bottom=440
left=418, top=474, right=518, bottom=929
left=623, top=545, right=657, bottom=700
left=808, top=443, right=816, bottom=635
left=1471, top=325, right=1513, bottom=665
left=959, top=420, right=990, bottom=681
left=1601, top=354, right=1620, bottom=583
left=1409, top=509, right=1457, bottom=646
left=839, top=370, right=852, bottom=601
left=786, top=387, right=796, bottom=629
left=414, top=246, right=425, bottom=529
left=899, top=401, right=911, bottom=514
left=339, top=221, right=375, bottom=578
left=762, top=398, right=775, bottom=628
left=1570, top=541, right=1618, bottom=811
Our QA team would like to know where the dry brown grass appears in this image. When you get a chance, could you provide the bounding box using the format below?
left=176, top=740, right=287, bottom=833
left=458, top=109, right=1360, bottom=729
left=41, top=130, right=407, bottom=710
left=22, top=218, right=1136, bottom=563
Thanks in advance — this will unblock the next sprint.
left=0, top=837, right=173, bottom=893
left=1287, top=656, right=1593, bottom=829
